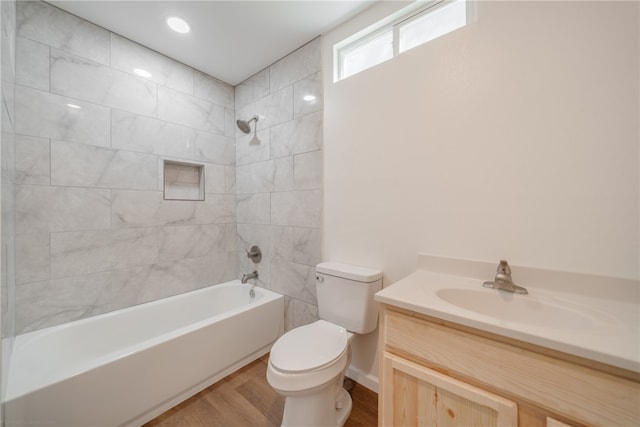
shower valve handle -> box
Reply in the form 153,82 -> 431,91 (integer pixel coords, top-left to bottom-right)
246,245 -> 262,263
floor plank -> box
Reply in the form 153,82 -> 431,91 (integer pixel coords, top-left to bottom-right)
144,354 -> 378,427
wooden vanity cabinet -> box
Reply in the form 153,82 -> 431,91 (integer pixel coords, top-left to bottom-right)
378,305 -> 640,427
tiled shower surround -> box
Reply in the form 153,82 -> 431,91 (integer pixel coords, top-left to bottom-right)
1,0 -> 17,400
235,39 -> 323,331
13,1 -> 323,333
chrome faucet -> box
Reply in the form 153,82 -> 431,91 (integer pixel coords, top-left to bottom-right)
483,260 -> 528,294
241,270 -> 258,284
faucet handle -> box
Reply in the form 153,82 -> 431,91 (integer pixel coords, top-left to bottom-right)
497,260 -> 511,276
484,260 -> 528,294
246,245 -> 262,263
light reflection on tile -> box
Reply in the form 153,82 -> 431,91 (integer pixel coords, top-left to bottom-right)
50,49 -> 158,117
15,85 -> 110,146
293,72 -> 323,118
110,33 -> 193,94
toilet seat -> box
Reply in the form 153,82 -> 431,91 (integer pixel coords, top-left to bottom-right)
267,320 -> 352,393
270,320 -> 348,373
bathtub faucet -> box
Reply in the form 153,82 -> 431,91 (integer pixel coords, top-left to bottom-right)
241,270 -> 259,284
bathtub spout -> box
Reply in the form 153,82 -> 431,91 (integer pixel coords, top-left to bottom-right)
241,271 -> 258,284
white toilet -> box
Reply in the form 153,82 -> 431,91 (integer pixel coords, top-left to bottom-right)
267,262 -> 383,427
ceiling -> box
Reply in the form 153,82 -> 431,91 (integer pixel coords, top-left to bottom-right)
48,1 -> 373,86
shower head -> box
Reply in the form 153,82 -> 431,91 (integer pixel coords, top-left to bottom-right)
236,115 -> 259,134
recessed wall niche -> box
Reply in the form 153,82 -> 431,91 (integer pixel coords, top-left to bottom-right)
163,160 -> 205,201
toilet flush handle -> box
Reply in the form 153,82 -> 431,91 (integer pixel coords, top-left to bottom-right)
316,275 -> 324,283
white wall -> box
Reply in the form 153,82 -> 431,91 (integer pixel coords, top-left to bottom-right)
323,1 -> 639,385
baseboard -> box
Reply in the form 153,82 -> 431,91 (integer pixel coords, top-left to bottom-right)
346,366 -> 379,393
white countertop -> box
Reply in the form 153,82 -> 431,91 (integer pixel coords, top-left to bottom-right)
375,256 -> 640,373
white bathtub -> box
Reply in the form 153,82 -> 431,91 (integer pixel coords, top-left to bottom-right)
5,281 -> 284,427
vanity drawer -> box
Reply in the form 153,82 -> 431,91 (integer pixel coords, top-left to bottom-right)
381,306 -> 639,427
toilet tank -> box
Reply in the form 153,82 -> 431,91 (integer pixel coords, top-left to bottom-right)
315,262 -> 383,334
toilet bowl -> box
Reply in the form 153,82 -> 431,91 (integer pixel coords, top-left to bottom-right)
267,262 -> 383,427
267,320 -> 354,427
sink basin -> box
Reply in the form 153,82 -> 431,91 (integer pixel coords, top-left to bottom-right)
436,288 -> 595,329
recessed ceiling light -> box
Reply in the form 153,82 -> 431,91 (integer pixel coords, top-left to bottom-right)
134,68 -> 152,78
66,103 -> 81,109
303,95 -> 316,102
166,16 -> 190,34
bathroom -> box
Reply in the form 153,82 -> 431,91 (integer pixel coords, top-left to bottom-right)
0,0 -> 638,426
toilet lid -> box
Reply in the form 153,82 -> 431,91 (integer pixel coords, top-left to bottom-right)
270,320 -> 348,373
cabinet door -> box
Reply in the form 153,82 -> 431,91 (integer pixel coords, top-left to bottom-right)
381,352 -> 517,427
546,418 -> 574,427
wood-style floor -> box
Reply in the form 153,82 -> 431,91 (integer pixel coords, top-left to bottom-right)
144,354 -> 378,427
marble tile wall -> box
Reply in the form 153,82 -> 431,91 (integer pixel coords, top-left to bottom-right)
13,1 -> 237,333
235,38 -> 323,331
1,0 -> 17,405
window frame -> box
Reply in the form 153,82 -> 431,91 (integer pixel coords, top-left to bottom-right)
334,0 -> 474,82
397,0 -> 469,54
337,25 -> 394,81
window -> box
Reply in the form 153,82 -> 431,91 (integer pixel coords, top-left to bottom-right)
399,0 -> 467,53
334,0 -> 472,82
339,30 -> 393,80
